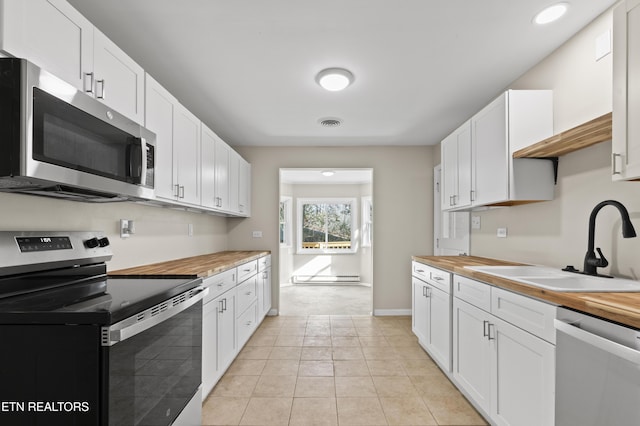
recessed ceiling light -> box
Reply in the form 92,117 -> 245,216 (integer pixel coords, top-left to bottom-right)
316,68 -> 354,91
534,2 -> 569,25
321,170 -> 335,177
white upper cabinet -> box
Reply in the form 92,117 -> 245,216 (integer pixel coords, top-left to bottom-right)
228,151 -> 240,214
441,120 -> 472,211
613,0 -> 640,180
200,124 -> 217,209
238,158 -> 251,216
0,0 -> 93,92
145,74 -> 177,200
214,139 -> 230,211
173,103 -> 201,205
441,90 -> 554,210
0,0 -> 144,124
93,29 -> 144,124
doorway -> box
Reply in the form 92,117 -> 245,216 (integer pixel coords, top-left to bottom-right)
278,168 -> 373,315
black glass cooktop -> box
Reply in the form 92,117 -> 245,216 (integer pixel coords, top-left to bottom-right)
0,274 -> 201,325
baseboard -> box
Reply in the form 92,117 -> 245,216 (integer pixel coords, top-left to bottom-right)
373,309 -> 412,316
267,309 -> 278,316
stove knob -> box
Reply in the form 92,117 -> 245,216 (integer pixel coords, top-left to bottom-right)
98,237 -> 110,247
84,237 -> 100,249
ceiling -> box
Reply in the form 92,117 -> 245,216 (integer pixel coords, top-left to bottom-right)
280,169 -> 372,185
68,0 -> 617,147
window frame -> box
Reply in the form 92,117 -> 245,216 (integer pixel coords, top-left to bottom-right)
296,197 -> 358,254
361,196 -> 373,247
279,196 -> 292,247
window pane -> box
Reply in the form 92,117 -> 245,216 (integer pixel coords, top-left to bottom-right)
279,202 -> 285,222
326,203 -> 351,246
302,203 -> 326,248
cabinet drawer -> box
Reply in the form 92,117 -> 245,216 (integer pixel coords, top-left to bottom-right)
237,302 -> 258,348
237,260 -> 258,283
258,255 -> 271,272
454,275 -> 491,312
412,262 -> 451,293
491,287 -> 557,343
202,268 -> 236,303
236,276 -> 258,316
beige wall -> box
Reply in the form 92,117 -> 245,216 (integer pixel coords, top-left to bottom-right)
0,192 -> 228,271
227,146 -> 433,314
471,8 -> 640,279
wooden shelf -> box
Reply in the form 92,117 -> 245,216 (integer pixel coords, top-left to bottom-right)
513,112 -> 612,158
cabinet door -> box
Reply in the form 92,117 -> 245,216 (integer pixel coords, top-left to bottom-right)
412,279 -> 430,344
259,268 -> 272,319
239,158 -> 251,216
491,317 -> 555,426
472,94 -> 508,206
145,74 -> 177,200
217,291 -> 237,374
93,28 -> 144,123
173,103 -> 201,205
202,299 -> 219,399
228,151 -> 240,213
453,297 -> 491,413
200,124 -> 217,208
1,0 -> 93,91
428,285 -> 451,372
613,0 -> 640,180
214,139 -> 230,211
441,121 -> 472,210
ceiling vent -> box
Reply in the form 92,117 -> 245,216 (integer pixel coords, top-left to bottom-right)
319,118 -> 342,127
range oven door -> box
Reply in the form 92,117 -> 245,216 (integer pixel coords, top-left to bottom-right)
103,287 -> 205,426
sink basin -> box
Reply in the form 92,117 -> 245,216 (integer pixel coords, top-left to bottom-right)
464,265 -> 640,292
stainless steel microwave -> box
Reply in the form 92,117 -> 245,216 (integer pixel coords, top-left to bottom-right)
0,58 -> 155,201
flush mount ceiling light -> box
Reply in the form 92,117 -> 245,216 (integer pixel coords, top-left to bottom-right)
321,170 -> 335,177
316,68 -> 354,91
534,2 -> 569,25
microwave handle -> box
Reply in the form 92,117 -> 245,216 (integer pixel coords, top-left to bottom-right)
127,138 -> 147,185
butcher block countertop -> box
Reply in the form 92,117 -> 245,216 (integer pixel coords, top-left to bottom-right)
413,255 -> 640,330
109,251 -> 270,278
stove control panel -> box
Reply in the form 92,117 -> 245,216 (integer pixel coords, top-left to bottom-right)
16,236 -> 73,252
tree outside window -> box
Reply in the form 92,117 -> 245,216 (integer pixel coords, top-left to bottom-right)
297,198 -> 356,253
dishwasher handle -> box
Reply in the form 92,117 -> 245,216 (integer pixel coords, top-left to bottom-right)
554,319 -> 640,365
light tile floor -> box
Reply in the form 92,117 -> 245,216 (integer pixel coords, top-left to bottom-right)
202,315 -> 488,426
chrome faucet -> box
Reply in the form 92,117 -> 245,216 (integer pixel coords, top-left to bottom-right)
581,200 -> 636,277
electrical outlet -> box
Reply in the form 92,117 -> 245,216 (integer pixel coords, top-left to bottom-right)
497,227 -> 508,238
120,219 -> 134,238
252,231 -> 263,238
471,216 -> 481,230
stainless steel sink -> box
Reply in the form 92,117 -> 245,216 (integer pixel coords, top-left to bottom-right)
464,265 -> 640,292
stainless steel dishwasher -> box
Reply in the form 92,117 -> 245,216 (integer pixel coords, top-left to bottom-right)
555,307 -> 640,425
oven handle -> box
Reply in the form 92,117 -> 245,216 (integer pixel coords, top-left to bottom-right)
554,319 -> 640,364
102,285 -> 208,346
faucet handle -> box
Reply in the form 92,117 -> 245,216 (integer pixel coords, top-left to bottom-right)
596,247 -> 609,268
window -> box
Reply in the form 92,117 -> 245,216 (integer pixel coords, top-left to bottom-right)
297,198 -> 357,253
279,196 -> 292,247
362,196 -> 373,247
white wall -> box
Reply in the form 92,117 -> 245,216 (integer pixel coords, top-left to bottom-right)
471,8 -> 640,279
0,192 -> 228,271
227,146 -> 433,314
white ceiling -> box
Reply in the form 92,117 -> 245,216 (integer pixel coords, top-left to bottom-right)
280,169 -> 372,185
68,0 -> 617,147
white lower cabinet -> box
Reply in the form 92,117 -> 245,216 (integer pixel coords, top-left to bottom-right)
258,255 -> 272,320
202,255 -> 271,400
411,262 -> 452,372
452,274 -> 555,426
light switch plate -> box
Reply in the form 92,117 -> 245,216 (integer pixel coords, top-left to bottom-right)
497,227 -> 508,238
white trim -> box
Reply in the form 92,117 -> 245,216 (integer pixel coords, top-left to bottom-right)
361,195 -> 373,247
373,309 -> 412,316
279,196 -> 292,247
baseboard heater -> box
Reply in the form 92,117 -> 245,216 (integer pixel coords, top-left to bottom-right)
292,275 -> 361,284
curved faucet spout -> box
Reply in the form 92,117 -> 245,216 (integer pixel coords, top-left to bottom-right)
583,200 -> 637,276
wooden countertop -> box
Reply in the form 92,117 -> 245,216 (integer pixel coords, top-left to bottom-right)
109,251 -> 270,278
413,255 -> 640,329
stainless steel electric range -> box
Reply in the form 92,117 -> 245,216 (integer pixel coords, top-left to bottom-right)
0,231 -> 205,426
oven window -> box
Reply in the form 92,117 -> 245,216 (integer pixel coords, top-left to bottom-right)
32,87 -> 139,183
108,301 -> 202,426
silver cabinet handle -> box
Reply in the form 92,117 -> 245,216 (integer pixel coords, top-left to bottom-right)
612,153 -> 622,175
470,190 -> 475,202
483,320 -> 489,337
432,276 -> 444,281
96,79 -> 105,99
174,184 -> 180,198
179,185 -> 185,199
487,323 -> 495,340
422,286 -> 427,297
83,72 -> 94,94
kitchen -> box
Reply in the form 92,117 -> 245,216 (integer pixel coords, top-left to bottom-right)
0,0 -> 638,425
